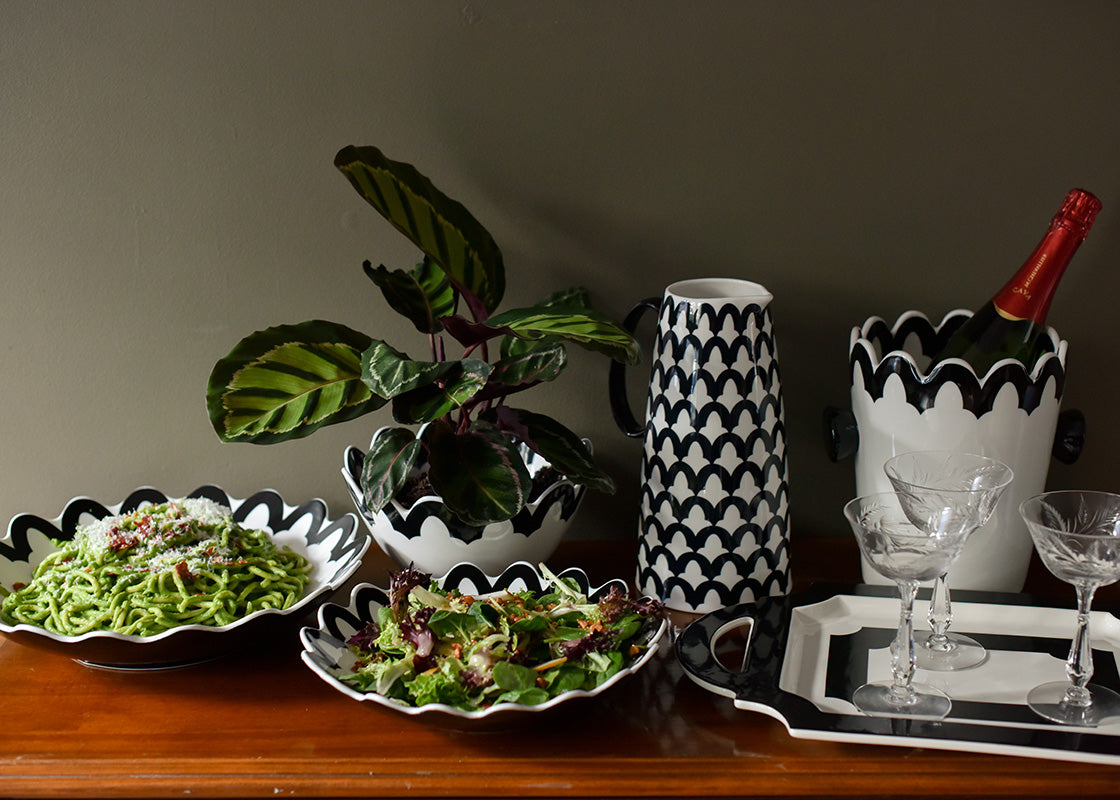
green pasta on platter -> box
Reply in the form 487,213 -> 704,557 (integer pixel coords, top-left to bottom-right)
0,498 -> 312,637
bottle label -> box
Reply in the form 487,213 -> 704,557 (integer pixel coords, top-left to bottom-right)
991,215 -> 1087,325
992,253 -> 1048,321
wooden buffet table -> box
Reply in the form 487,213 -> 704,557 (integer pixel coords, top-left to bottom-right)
2,531 -> 1119,799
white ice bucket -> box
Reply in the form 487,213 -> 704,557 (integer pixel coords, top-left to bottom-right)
825,310 -> 1084,593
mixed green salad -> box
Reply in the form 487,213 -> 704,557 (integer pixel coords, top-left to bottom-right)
342,564 -> 665,710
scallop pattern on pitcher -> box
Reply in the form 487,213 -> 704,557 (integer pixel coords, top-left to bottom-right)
635,294 -> 791,613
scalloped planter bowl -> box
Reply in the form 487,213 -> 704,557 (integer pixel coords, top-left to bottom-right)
846,309 -> 1077,592
341,433 -> 588,576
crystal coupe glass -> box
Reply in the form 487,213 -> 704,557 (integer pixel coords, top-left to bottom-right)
843,492 -> 974,720
884,451 -> 1013,671
1020,490 -> 1120,727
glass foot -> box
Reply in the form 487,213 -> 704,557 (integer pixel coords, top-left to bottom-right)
1027,681 -> 1120,727
852,681 -> 951,721
914,631 -> 987,671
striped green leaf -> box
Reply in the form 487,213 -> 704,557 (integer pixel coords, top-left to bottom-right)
361,427 -> 423,513
483,303 -> 640,365
391,358 -> 493,424
423,419 -> 530,526
206,321 -> 385,444
488,342 -> 567,388
335,145 -> 505,315
492,288 -> 593,356
360,339 -> 456,399
499,331 -> 545,360
363,257 -> 455,334
496,293 -> 585,359
486,406 -> 616,493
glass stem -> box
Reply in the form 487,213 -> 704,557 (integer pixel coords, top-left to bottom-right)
925,572 -> 953,651
1064,582 -> 1098,708
890,579 -> 920,706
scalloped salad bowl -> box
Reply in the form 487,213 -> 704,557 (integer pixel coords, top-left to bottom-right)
0,485 -> 370,669
299,561 -> 669,722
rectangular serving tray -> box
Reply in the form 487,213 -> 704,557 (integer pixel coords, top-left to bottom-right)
677,584 -> 1120,765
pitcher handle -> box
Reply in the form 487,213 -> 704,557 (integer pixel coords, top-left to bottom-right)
608,297 -> 661,438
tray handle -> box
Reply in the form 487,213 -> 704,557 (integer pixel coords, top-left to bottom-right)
676,605 -> 762,698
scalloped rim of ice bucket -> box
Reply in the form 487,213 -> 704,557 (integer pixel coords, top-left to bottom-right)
849,309 -> 1068,416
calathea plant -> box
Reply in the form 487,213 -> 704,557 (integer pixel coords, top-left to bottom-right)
207,145 -> 639,527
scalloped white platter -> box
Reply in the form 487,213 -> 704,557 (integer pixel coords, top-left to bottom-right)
0,485 -> 370,669
301,560 -> 669,723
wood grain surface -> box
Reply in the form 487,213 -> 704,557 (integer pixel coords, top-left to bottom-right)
2,534 -> 1118,798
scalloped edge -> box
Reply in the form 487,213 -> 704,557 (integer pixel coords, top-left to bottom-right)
299,560 -> 669,720
341,429 -> 589,547
0,486 -> 371,649
849,310 -> 1069,416
345,429 -> 589,512
851,309 -> 1067,380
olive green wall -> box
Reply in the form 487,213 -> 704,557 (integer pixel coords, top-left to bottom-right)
3,1 -> 1120,546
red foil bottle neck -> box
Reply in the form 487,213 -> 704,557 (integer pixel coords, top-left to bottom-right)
991,189 -> 1100,323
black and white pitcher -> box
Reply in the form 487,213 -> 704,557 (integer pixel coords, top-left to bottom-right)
610,278 -> 791,614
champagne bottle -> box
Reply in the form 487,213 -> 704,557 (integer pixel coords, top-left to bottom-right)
931,188 -> 1101,375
